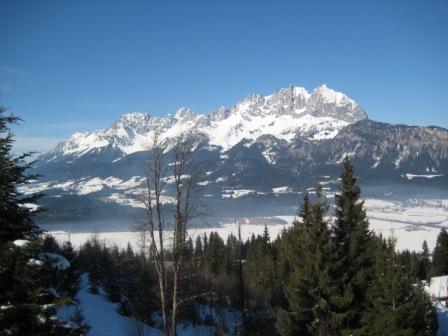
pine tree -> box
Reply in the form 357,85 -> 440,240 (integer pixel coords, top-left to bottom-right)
194,235 -> 203,259
362,237 -> 437,335
223,234 -> 238,275
278,189 -> 332,336
431,228 -> 448,277
59,240 -> 80,297
205,232 -> 225,277
417,240 -> 430,281
245,232 -> 275,307
329,158 -> 373,334
0,109 -> 40,245
0,107 -> 79,335
263,224 -> 270,246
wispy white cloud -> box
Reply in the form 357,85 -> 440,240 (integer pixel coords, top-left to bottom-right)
0,65 -> 27,76
0,65 -> 34,78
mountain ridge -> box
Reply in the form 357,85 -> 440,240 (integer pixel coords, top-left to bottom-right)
47,84 -> 366,159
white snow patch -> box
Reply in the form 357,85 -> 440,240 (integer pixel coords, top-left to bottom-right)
28,258 -> 44,267
222,189 -> 255,199
404,174 -> 443,180
13,239 -> 30,247
272,186 -> 291,194
39,253 -> 70,270
76,178 -> 105,195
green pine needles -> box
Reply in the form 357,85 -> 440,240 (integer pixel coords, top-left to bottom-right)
278,158 -> 437,336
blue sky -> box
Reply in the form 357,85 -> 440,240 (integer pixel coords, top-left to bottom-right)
1,0 -> 447,153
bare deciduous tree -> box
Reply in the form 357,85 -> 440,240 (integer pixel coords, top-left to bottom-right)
171,136 -> 208,336
136,132 -> 206,336
236,220 -> 246,332
136,131 -> 170,335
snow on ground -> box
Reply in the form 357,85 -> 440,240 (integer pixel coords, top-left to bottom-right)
40,252 -> 71,270
436,302 -> 448,336
222,189 -> 256,199
18,181 -> 51,194
272,186 -> 291,194
107,192 -> 175,208
19,176 -> 145,197
72,275 -> 162,336
404,173 -> 443,180
13,239 -> 30,247
76,178 -> 106,195
70,274 -> 239,336
363,197 -> 448,251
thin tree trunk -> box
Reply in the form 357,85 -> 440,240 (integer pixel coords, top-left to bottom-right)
237,221 -> 246,331
171,271 -> 179,336
159,274 -> 169,336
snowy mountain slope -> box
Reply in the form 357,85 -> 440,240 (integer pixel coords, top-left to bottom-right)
43,84 -> 366,161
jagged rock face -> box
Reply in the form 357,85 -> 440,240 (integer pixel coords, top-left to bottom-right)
319,120 -> 448,172
307,85 -> 366,122
251,120 -> 448,180
44,84 -> 367,161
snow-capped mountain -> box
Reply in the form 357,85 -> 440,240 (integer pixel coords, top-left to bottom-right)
27,84 -> 448,227
47,85 -> 366,160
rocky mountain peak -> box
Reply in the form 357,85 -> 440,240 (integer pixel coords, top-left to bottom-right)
307,85 -> 367,122
46,84 -> 368,157
175,107 -> 197,121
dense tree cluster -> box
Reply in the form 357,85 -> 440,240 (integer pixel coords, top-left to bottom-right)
78,238 -> 159,323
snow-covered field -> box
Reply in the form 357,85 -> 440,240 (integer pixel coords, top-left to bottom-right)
365,198 -> 448,251
48,216 -> 296,251
47,195 -> 448,253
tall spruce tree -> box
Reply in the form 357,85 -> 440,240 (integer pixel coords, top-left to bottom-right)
0,108 -> 39,245
362,237 -> 437,335
431,228 -> 448,277
245,231 -> 275,307
329,158 -> 373,334
0,107 -> 79,335
278,188 -> 332,336
417,240 -> 430,281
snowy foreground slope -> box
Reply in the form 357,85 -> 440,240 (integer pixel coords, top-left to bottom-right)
65,276 -> 448,335
436,303 -> 448,336
64,275 -> 240,336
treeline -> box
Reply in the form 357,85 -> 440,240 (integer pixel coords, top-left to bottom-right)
74,160 -> 444,335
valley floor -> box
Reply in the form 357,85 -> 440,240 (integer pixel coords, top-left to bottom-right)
47,195 -> 448,252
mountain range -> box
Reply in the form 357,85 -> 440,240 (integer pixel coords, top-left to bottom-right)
24,85 -> 448,229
